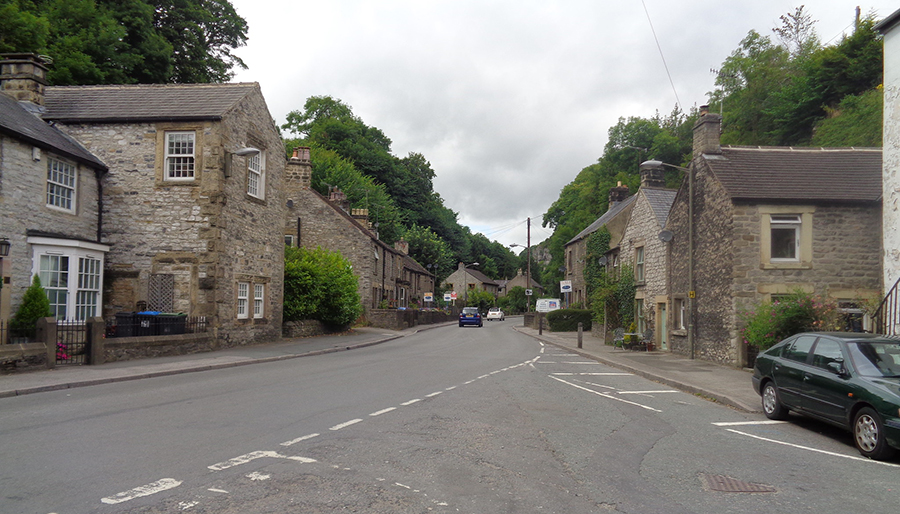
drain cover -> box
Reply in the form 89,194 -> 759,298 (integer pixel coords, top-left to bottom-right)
701,474 -> 776,493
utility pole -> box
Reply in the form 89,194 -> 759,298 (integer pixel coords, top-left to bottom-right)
526,217 -> 531,313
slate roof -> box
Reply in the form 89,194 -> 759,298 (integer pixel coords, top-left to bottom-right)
642,187 -> 678,227
0,93 -> 106,170
466,268 -> 498,286
566,194 -> 637,245
42,83 -> 259,123
706,146 -> 882,203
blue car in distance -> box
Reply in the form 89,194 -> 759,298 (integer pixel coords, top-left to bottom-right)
459,307 -> 483,328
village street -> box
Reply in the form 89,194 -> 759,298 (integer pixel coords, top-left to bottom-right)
1,323 -> 899,513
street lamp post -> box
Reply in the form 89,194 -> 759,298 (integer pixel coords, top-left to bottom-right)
0,238 -> 10,327
510,217 -> 532,312
641,159 -> 694,359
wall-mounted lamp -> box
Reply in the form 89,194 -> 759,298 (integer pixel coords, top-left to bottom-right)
224,147 -> 261,178
0,238 -> 10,257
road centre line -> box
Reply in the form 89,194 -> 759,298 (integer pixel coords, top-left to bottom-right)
618,390 -> 679,394
712,420 -> 787,426
726,429 -> 900,468
281,433 -> 320,446
549,376 -> 662,412
330,419 -> 363,431
445,385 -> 457,390
401,399 -> 421,405
101,478 -> 182,505
370,407 -> 396,416
208,451 -> 316,471
551,372 -> 632,376
426,391 -> 443,397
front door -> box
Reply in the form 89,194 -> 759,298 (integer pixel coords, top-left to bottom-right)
657,303 -> 667,350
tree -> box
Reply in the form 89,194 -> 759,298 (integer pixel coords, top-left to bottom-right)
10,275 -> 53,339
404,225 -> 454,284
283,246 -> 362,327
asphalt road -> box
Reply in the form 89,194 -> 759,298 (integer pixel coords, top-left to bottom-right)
2,322 -> 899,513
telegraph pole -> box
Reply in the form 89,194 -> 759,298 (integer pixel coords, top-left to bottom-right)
526,217 -> 531,313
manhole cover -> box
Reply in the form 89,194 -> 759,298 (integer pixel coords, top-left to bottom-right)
701,473 -> 776,493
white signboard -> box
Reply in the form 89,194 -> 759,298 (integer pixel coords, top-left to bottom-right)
444,293 -> 452,302
536,298 -> 561,313
560,280 -> 572,293
424,293 -> 434,302
525,288 -> 533,296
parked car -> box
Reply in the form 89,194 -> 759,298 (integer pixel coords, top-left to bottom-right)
458,307 -> 483,328
486,307 -> 505,321
751,332 -> 900,460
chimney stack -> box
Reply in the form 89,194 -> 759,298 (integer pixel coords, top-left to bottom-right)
284,146 -> 312,189
608,181 -> 630,207
692,104 -> 722,156
0,53 -> 48,107
639,161 -> 666,189
394,239 -> 409,255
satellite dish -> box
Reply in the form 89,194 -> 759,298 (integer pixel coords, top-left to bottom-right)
658,230 -> 674,242
598,256 -> 608,266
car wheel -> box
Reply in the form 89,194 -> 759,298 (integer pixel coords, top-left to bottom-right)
854,407 -> 897,460
459,323 -> 464,327
762,382 -> 788,420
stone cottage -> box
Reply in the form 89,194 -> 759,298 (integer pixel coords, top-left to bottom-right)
443,262 -> 499,305
282,149 -> 434,313
0,55 -> 110,324
666,107 -> 882,367
615,163 -> 677,350
564,183 -> 635,307
39,73 -> 287,345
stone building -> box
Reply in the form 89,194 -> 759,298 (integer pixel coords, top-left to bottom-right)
39,75 -> 287,345
564,184 -> 635,307
443,262 -> 499,305
877,9 -> 900,333
282,149 -> 434,313
0,55 -> 109,323
500,269 -> 543,297
615,163 -> 677,349
666,108 -> 882,366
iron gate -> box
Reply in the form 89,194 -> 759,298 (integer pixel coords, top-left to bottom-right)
56,321 -> 90,365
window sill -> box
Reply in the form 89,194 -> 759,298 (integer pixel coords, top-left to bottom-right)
761,262 -> 811,270
672,329 -> 687,337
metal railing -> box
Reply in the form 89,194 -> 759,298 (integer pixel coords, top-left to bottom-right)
874,276 -> 900,337
1,319 -> 35,345
104,314 -> 208,338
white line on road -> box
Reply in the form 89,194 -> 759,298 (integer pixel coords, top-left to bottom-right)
726,429 -> 900,467
208,451 -> 316,471
281,433 -> 319,446
550,376 -> 662,412
445,385 -> 457,391
618,390 -> 679,395
401,399 -> 421,405
101,478 -> 182,505
551,372 -> 632,376
370,407 -> 396,416
426,391 -> 443,397
208,488 -> 229,493
712,421 -> 787,426
330,419 -> 363,430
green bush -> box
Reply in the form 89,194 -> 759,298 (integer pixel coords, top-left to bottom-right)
740,290 -> 842,350
10,275 -> 52,338
546,309 -> 592,332
284,246 -> 363,327
465,289 -> 495,313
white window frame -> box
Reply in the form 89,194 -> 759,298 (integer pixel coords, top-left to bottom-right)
247,151 -> 266,199
237,282 -> 249,319
28,238 -> 109,321
253,283 -> 264,319
164,131 -> 196,181
46,157 -> 77,212
636,300 -> 646,333
635,246 -> 645,283
284,235 -> 294,247
770,215 -> 801,262
674,298 -> 686,330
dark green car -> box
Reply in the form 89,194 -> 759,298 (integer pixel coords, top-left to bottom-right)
751,332 -> 900,460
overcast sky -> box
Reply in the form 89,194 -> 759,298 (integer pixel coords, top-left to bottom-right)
230,1 -> 897,249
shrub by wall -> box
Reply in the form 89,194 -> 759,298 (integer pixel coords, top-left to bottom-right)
546,309 -> 593,332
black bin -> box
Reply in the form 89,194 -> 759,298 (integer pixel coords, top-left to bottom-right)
158,313 -> 187,335
136,311 -> 160,336
114,312 -> 136,338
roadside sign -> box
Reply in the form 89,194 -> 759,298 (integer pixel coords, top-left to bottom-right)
525,289 -> 533,296
424,293 -> 434,302
451,291 -> 458,300
444,292 -> 452,302
536,298 -> 561,313
560,280 -> 572,293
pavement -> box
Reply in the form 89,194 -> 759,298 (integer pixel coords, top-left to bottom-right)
0,320 -> 763,413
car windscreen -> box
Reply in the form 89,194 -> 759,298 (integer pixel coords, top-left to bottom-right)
462,308 -> 478,315
847,341 -> 900,377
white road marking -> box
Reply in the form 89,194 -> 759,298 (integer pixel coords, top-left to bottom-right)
551,372 -> 632,376
580,381 -> 616,390
618,390 -> 679,395
395,482 -> 411,489
281,433 -> 319,446
370,407 -> 396,416
208,451 -> 316,471
445,386 -> 457,391
101,478 -> 182,505
401,399 -> 421,405
246,472 -> 270,481
713,420 -> 787,426
425,391 -> 443,397
208,488 -> 229,493
330,419 -> 363,430
550,376 -> 662,412
179,500 -> 199,510
726,429 -> 900,467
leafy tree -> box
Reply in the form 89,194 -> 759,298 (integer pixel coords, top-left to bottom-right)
740,290 -> 841,350
811,88 -> 882,147
404,225 -> 454,284
0,1 -> 49,54
501,286 -> 528,314
283,246 -> 362,327
465,289 -> 495,312
10,275 -> 53,338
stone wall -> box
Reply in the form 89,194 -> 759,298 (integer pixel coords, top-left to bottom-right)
884,25 -> 900,293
